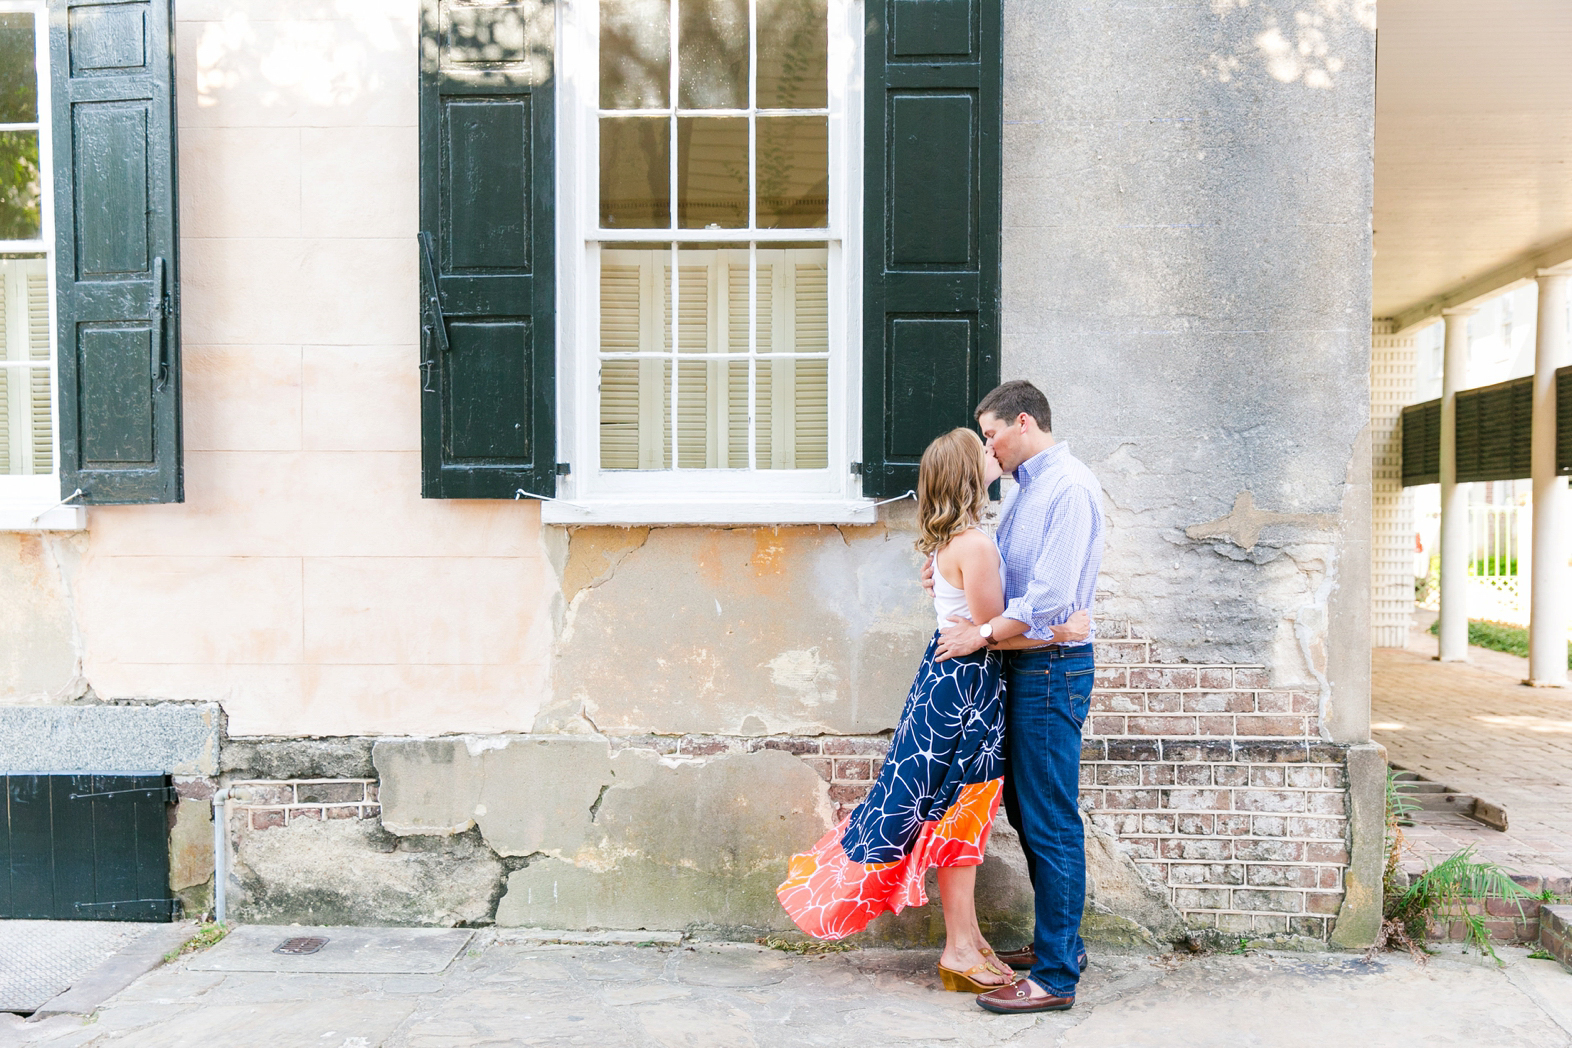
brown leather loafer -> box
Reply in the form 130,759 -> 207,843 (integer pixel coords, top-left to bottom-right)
993,946 -> 1088,973
975,980 -> 1074,1014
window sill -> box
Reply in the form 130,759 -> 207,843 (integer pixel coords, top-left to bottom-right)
0,502 -> 86,531
539,498 -> 881,527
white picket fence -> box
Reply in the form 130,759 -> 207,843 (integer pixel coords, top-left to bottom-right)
1465,503 -> 1529,626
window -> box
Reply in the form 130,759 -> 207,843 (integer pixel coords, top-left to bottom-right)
0,2 -> 58,520
0,0 -> 181,524
553,0 -> 864,518
416,0 -> 1000,516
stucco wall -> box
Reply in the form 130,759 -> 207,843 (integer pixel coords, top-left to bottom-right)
0,0 -> 1377,943
999,0 -> 1375,742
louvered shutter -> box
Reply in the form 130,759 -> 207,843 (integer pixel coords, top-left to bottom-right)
1400,399 -> 1440,487
1455,376 -> 1532,484
50,0 -> 182,503
420,0 -> 556,499
0,260 -> 53,475
859,0 -> 1001,496
1557,364 -> 1572,477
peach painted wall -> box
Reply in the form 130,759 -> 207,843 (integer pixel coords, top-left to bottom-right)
72,0 -> 559,736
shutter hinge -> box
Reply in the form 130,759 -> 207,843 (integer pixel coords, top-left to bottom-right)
554,462 -> 571,476
68,785 -> 179,803
850,461 -> 863,476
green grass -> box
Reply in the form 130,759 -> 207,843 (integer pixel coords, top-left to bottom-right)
1426,617 -> 1572,668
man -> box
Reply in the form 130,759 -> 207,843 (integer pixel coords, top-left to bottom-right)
930,380 -> 1105,1014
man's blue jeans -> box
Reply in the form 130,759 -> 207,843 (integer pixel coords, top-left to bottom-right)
1002,643 -> 1094,997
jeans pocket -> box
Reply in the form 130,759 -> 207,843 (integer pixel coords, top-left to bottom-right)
1065,666 -> 1095,727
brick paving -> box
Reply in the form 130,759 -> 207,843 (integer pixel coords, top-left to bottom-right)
1372,632 -> 1572,886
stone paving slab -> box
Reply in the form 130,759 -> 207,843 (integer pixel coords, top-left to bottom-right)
185,926 -> 473,975
0,922 -> 162,1014
2,934 -> 1570,1047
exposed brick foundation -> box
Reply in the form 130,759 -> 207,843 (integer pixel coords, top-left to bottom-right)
610,627 -> 1352,940
227,778 -> 381,828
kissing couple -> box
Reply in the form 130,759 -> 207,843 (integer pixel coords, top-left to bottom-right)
778,379 -> 1105,1014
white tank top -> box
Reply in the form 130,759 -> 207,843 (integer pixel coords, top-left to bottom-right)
931,528 -> 1007,628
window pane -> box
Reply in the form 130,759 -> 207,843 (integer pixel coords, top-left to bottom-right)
600,245 -> 670,470
677,0 -> 748,110
756,0 -> 826,109
677,117 -> 747,228
677,243 -> 746,353
600,0 -> 670,109
755,356 -> 827,469
0,258 -> 52,474
678,358 -> 747,467
0,131 -> 41,241
0,14 -> 37,124
756,116 -> 827,228
600,117 -> 670,228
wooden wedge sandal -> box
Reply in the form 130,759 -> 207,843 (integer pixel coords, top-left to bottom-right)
938,962 -> 1016,993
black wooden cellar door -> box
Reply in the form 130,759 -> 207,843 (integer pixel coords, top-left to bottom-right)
1,775 -> 176,921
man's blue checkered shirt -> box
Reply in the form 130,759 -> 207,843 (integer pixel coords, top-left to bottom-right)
996,442 -> 1105,642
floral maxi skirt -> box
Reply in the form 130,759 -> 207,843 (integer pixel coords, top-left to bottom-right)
776,633 -> 1005,940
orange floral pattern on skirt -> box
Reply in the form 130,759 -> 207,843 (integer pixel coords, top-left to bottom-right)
776,778 -> 1002,941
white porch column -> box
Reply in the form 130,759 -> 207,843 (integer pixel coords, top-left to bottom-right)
1529,269 -> 1570,686
1371,323 -> 1418,648
1438,307 -> 1475,661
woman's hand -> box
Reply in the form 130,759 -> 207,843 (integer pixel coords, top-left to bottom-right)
1050,609 -> 1092,643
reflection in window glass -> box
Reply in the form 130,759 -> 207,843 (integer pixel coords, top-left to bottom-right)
677,117 -> 748,229
0,131 -> 41,240
756,116 -> 827,228
678,0 -> 748,109
756,0 -> 826,109
0,14 -> 36,123
0,257 -> 52,475
600,117 -> 670,228
600,0 -> 669,109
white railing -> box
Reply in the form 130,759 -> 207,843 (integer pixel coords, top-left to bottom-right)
1466,502 -> 1529,626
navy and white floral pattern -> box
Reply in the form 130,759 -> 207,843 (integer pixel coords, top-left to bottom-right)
839,633 -> 1005,865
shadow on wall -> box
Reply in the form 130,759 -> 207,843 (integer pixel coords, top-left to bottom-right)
189,0 -> 413,115
1204,0 -> 1376,89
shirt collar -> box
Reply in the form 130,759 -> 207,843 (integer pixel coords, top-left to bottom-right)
1012,442 -> 1066,486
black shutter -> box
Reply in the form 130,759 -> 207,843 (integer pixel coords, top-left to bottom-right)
1400,399 -> 1440,487
1558,364 -> 1572,477
50,0 -> 181,504
1455,376 -> 1532,484
1,774 -> 174,921
419,0 -> 556,499
860,0 -> 1001,497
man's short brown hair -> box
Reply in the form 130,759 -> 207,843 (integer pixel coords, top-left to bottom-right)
975,380 -> 1051,433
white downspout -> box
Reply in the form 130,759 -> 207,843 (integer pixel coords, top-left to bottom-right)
211,786 -> 236,924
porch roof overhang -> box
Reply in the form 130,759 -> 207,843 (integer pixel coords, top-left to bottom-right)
1375,0 -> 1572,333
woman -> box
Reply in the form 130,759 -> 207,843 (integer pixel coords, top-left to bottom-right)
777,427 -> 1015,991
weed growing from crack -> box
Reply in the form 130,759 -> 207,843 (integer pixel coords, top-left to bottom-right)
755,934 -> 857,955
1367,767 -> 1535,965
163,921 -> 228,963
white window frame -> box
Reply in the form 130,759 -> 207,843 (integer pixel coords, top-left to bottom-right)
0,0 -> 74,530
550,0 -> 871,525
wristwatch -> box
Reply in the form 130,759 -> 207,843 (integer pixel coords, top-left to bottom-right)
978,622 -> 994,641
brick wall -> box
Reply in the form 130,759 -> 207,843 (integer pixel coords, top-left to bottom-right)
613,632 -> 1354,942
228,779 -> 381,829
1085,624 -> 1348,939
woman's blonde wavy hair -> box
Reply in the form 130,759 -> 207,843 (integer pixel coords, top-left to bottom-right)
915,428 -> 989,555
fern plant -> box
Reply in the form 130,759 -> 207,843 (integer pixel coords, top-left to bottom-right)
1369,771 -> 1533,963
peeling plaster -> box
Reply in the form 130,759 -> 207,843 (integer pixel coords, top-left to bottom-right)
1185,491 -> 1337,552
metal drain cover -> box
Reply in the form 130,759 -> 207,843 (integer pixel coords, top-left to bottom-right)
274,936 -> 329,955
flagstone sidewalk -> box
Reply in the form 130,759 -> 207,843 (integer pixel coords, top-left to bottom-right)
3,933 -> 1570,1048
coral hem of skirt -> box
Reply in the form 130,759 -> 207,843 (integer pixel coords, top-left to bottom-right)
776,778 -> 1002,941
